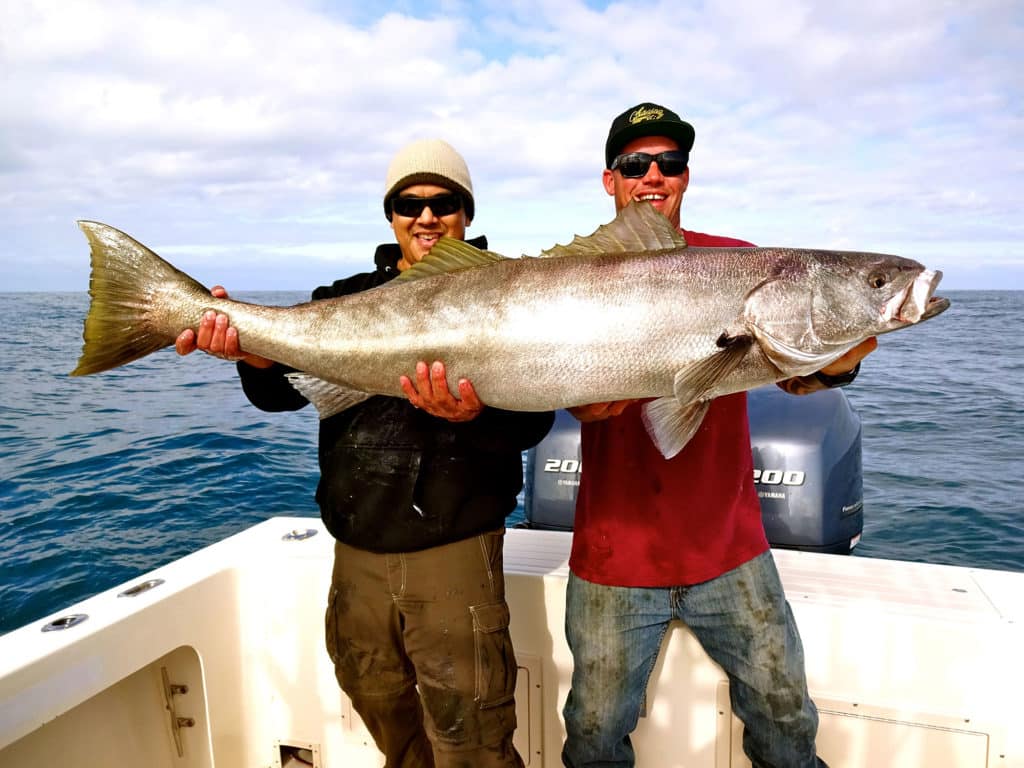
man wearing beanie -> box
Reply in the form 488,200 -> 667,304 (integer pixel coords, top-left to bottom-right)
559,103 -> 874,768
176,138 -> 552,767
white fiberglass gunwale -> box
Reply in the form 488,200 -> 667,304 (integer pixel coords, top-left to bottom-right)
1,518 -> 1021,767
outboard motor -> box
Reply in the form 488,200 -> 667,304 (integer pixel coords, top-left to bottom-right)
747,386 -> 863,553
522,386 -> 864,554
523,409 -> 583,531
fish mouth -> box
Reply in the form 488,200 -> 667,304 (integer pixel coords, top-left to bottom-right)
920,294 -> 950,321
889,269 -> 949,324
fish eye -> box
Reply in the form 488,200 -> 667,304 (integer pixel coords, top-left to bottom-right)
868,273 -> 888,290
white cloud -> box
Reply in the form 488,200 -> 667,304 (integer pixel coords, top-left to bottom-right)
0,0 -> 1021,290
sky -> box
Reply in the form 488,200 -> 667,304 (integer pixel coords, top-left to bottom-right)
1,0 -> 1022,292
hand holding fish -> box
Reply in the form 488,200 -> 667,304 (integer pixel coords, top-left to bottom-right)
776,337 -> 879,396
174,286 -> 274,369
400,361 -> 485,422
569,399 -> 640,423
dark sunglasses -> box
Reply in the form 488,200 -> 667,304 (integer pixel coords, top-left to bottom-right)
610,151 -> 689,178
391,193 -> 463,218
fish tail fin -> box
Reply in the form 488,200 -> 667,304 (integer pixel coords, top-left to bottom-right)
71,221 -> 208,376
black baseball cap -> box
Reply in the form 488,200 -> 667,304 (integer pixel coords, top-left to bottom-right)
605,102 -> 695,169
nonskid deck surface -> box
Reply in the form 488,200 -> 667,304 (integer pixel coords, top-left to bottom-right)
1,517 -> 1022,767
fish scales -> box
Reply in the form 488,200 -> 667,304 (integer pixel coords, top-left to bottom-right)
72,202 -> 949,457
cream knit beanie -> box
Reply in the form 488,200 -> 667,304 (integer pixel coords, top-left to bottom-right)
383,138 -> 475,221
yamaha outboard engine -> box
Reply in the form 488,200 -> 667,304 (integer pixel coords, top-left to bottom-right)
523,409 -> 583,531
522,386 -> 864,554
747,386 -> 863,553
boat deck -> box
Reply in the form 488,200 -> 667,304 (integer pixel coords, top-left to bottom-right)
1,518 -> 1021,767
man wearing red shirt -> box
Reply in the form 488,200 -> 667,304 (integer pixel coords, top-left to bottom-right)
560,103 -> 875,768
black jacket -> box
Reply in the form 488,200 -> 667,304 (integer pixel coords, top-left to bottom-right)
237,237 -> 554,552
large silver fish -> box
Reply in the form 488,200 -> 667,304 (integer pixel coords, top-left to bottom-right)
72,202 -> 949,457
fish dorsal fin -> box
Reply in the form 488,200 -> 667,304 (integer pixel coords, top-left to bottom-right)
395,237 -> 509,283
536,200 -> 687,259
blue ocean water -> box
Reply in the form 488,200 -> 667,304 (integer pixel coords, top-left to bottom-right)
1,290 -> 1022,635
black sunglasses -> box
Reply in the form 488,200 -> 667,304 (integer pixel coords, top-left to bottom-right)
391,193 -> 463,218
610,151 -> 689,178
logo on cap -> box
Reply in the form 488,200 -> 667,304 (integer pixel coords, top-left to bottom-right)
629,105 -> 665,124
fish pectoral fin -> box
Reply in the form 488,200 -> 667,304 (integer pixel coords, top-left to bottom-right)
642,397 -> 712,459
643,336 -> 753,457
285,373 -> 372,419
535,200 -> 687,259
396,238 -> 509,282
672,335 -> 754,404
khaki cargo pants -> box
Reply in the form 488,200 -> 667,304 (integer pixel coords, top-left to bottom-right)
325,530 -> 524,768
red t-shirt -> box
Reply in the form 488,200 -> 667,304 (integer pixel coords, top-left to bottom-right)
568,229 -> 769,587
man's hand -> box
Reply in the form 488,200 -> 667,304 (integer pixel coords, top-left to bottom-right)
777,337 -> 878,396
400,361 -> 485,422
568,400 -> 638,422
174,286 -> 274,368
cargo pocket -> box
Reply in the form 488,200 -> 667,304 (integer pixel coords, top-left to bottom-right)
324,584 -> 352,691
324,586 -> 339,666
470,600 -> 516,709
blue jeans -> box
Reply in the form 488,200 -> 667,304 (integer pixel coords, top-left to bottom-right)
561,551 -> 824,768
